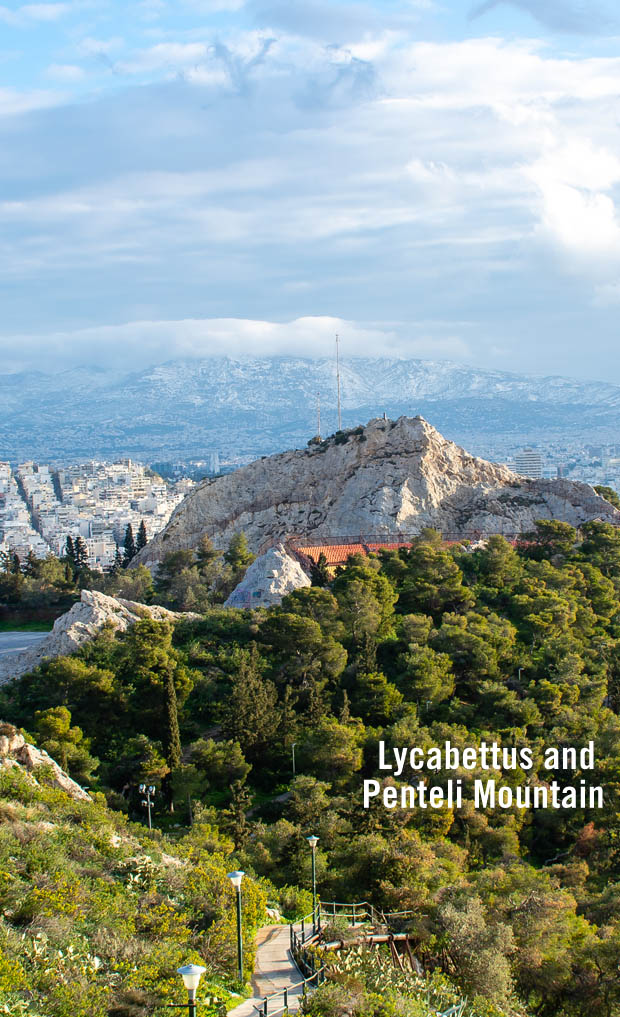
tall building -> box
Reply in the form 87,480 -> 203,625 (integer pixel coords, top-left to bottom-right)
515,448 -> 543,479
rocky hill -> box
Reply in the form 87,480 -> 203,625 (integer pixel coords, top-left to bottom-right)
135,416 -> 620,565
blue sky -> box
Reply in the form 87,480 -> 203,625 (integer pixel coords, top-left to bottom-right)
2,0 -> 620,380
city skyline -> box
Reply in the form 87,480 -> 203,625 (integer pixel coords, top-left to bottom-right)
2,1 -> 620,381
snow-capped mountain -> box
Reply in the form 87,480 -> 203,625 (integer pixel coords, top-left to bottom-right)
2,356 -> 619,461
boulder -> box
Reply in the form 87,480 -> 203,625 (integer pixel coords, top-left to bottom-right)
225,544 -> 311,609
0,722 -> 91,802
0,589 -> 200,685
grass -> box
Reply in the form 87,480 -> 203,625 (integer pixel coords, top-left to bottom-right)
0,619 -> 53,632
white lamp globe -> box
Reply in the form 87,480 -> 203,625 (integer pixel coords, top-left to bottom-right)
177,964 -> 206,993
227,870 -> 244,889
307,835 -> 319,849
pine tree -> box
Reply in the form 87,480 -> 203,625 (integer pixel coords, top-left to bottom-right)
307,676 -> 326,726
225,779 -> 251,849
74,536 -> 89,574
24,550 -> 38,577
65,535 -> 76,570
164,668 -> 181,812
224,532 -> 255,572
310,552 -> 330,587
221,644 -> 278,761
122,524 -> 136,567
110,546 -> 123,575
11,553 -> 21,575
136,520 -> 148,551
340,689 -> 351,724
280,685 -> 298,748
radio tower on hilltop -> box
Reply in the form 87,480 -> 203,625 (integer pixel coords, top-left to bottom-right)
336,333 -> 342,430
316,391 -> 321,440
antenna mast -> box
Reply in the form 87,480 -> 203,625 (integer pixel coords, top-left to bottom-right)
317,391 -> 321,440
335,333 -> 342,430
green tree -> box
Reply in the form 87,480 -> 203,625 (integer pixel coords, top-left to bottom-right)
224,532 -> 255,572
224,779 -> 252,848
164,668 -> 181,811
398,645 -> 455,704
64,535 -> 76,571
220,645 -> 279,762
309,552 -> 330,587
349,671 -> 403,725
74,536 -> 89,574
122,523 -> 136,567
24,550 -> 38,577
136,519 -> 148,551
34,705 -> 98,784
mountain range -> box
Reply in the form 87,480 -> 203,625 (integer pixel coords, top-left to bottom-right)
3,356 -> 620,462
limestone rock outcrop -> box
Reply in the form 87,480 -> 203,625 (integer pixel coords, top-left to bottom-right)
0,722 -> 91,802
134,416 -> 620,564
0,590 -> 199,685
225,543 -> 311,609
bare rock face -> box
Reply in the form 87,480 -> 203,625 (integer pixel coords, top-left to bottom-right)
0,722 -> 91,802
0,589 -> 199,685
225,543 -> 311,609
134,416 -> 620,564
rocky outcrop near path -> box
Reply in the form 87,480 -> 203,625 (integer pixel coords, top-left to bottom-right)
0,590 -> 199,685
134,416 -> 620,564
224,543 -> 311,609
0,723 -> 91,802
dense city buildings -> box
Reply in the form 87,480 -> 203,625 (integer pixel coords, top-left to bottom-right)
0,459 -> 194,570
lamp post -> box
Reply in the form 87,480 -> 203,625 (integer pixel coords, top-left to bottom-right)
139,783 -> 156,829
292,742 -> 297,776
227,870 -> 244,984
177,964 -> 206,1017
307,835 -> 319,934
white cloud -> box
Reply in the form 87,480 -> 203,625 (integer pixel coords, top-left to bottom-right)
0,2 -> 70,24
117,41 -> 209,73
4,29 -> 620,377
0,85 -> 65,115
0,316 -> 471,371
526,139 -> 620,259
47,63 -> 85,81
77,36 -> 124,56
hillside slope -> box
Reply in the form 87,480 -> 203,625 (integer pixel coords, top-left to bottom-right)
135,416 -> 620,563
0,723 -> 265,1016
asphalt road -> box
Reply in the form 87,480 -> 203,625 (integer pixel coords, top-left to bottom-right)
0,632 -> 47,656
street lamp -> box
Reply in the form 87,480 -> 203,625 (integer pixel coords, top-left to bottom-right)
307,835 -> 319,934
227,870 -> 244,984
177,964 -> 206,1017
292,742 -> 297,776
139,784 -> 156,830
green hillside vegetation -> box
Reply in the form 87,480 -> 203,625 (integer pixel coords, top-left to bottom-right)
0,762 -> 266,1017
1,519 -> 620,1016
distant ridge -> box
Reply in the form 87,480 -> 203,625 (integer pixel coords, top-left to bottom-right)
2,356 -> 620,461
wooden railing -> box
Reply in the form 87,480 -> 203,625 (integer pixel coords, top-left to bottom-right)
251,901 -> 418,1017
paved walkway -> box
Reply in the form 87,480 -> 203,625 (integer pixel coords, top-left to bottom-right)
228,924 -> 305,1017
0,631 -> 46,656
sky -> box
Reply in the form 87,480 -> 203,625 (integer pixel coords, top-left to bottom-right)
2,0 -> 620,380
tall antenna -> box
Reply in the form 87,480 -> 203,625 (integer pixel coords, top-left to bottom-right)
335,333 -> 342,430
317,391 -> 321,440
